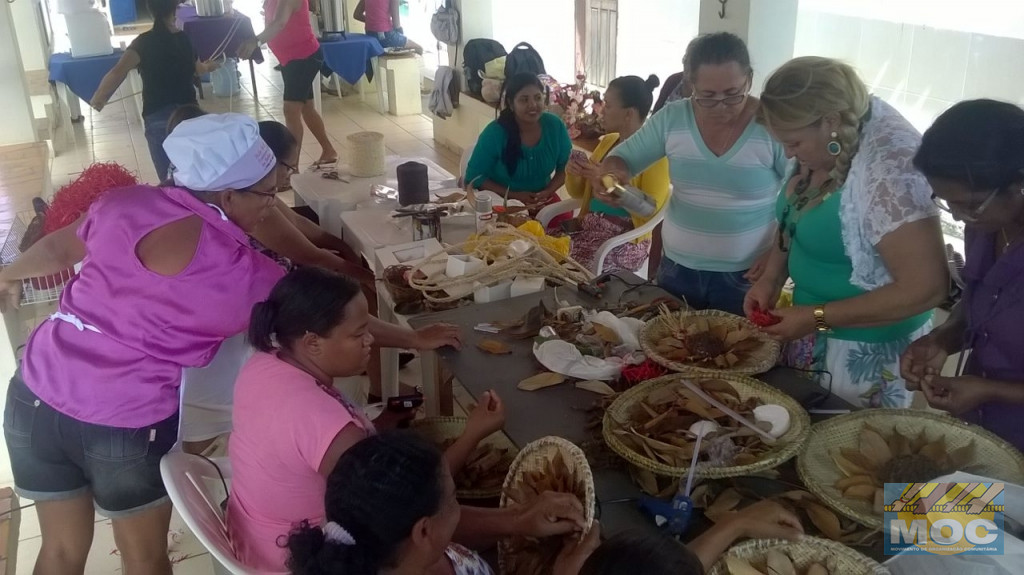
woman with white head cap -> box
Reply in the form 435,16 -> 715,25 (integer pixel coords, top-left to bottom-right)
0,113 -> 286,574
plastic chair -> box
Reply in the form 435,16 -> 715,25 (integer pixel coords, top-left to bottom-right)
536,197 -> 667,279
160,452 -> 286,575
457,143 -> 475,188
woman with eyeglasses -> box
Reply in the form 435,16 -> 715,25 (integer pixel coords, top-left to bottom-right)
745,57 -> 947,408
599,32 -> 787,316
901,99 -> 1024,449
178,119 -> 375,457
165,108 -> 371,285
0,114 -> 287,574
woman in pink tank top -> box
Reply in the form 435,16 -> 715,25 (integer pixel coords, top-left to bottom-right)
237,0 -> 338,168
0,114 -> 285,575
354,0 -> 423,53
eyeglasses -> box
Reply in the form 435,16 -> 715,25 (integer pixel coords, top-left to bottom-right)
931,188 -> 999,221
693,93 -> 747,108
243,186 -> 279,198
693,81 -> 749,108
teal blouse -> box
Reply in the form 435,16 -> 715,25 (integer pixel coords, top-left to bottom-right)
465,112 -> 572,193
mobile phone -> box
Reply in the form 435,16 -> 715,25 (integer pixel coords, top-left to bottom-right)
387,393 -> 424,412
570,149 -> 589,163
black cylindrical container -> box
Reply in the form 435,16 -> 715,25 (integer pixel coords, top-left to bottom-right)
397,161 -> 430,206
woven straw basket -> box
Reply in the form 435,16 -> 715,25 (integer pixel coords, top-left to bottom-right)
498,437 -> 596,574
602,373 -> 810,479
707,537 -> 888,575
798,409 -> 1024,529
347,131 -> 385,177
641,310 -> 781,377
409,416 -> 518,499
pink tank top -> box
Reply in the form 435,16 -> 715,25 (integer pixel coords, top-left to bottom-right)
363,0 -> 393,33
265,0 -> 319,66
22,185 -> 285,428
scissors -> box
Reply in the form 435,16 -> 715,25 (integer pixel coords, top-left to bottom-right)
321,171 -> 350,183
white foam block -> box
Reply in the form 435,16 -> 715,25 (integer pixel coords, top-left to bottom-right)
445,254 -> 485,278
474,280 -> 513,303
510,276 -> 546,298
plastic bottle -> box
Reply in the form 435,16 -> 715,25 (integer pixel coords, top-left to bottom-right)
476,195 -> 494,233
601,175 -> 656,217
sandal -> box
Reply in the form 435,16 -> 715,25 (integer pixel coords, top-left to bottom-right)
309,158 -> 338,171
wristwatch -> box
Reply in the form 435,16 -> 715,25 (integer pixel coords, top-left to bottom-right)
813,305 -> 831,333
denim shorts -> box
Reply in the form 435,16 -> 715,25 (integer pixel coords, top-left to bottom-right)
369,29 -> 408,49
3,373 -> 179,518
655,257 -> 752,317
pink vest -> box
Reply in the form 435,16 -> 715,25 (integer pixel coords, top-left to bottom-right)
265,0 -> 319,66
363,0 -> 393,32
22,185 -> 285,427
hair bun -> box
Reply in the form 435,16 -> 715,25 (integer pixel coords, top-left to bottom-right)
645,74 -> 661,92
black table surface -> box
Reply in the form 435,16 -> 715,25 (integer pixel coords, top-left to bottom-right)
408,272 -> 857,539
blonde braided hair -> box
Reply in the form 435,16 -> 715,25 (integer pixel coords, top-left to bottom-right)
757,57 -> 870,185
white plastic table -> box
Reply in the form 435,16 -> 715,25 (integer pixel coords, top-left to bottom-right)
341,207 -> 479,414
290,156 -> 457,237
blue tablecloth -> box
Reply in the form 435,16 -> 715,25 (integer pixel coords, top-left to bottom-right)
320,34 -> 385,85
48,51 -> 124,103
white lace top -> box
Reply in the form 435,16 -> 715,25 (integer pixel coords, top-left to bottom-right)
841,96 -> 939,291
445,543 -> 494,575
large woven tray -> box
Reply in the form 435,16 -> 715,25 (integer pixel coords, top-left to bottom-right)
797,408 -> 1024,530
498,436 -> 596,575
602,373 -> 810,479
409,416 -> 518,499
707,537 -> 888,575
641,309 -> 781,376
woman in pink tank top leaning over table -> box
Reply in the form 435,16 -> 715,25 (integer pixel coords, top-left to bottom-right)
354,0 -> 423,53
0,113 -> 286,575
238,0 -> 338,168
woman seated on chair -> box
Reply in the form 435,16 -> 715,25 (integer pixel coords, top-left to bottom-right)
287,432 -> 800,575
464,72 -> 573,215
172,118 -> 376,456
564,74 -> 670,273
287,431 -> 588,575
227,267 -> 508,571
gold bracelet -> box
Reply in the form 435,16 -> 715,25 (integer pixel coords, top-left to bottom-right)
813,304 -> 830,333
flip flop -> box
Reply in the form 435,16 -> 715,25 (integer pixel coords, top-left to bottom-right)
308,158 -> 338,172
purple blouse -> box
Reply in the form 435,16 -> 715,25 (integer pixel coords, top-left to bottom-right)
960,229 -> 1024,450
22,185 -> 285,428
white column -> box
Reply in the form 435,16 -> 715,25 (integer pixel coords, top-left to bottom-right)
10,0 -> 47,72
451,0 -> 494,71
0,0 -> 36,146
697,0 -> 799,93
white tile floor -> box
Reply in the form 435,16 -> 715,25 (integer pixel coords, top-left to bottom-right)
4,54 -> 461,573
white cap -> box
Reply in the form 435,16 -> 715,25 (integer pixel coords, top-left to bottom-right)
164,113 -> 276,192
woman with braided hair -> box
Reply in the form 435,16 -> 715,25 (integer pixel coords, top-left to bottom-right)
744,57 -> 948,408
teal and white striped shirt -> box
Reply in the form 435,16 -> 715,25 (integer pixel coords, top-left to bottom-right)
610,99 -> 788,272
